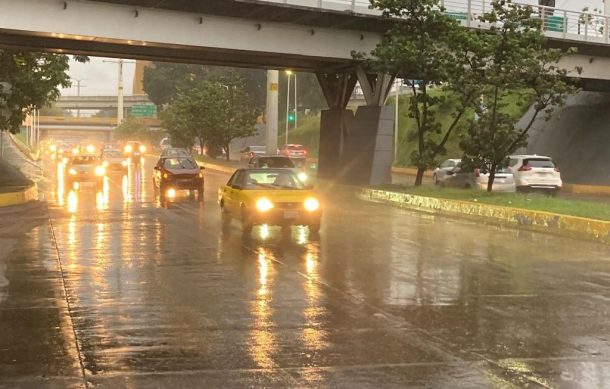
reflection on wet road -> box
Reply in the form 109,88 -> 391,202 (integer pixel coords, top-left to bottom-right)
2,156 -> 610,388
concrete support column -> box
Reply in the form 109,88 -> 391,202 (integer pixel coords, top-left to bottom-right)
265,70 -> 279,155
316,68 -> 395,184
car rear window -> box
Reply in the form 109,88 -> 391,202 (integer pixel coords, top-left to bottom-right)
524,159 -> 555,168
104,150 -> 122,157
72,156 -> 98,165
249,146 -> 266,152
286,145 -> 303,150
257,157 -> 295,168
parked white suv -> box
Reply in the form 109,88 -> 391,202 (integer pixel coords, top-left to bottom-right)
508,155 -> 562,194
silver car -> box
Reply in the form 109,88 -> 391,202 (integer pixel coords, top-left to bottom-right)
433,159 -> 462,185
441,162 -> 516,192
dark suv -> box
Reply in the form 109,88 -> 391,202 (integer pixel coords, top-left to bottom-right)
153,156 -> 204,200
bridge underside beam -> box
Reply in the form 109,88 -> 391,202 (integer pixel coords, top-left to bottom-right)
0,0 -> 381,72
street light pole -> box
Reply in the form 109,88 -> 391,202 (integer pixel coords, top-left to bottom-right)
394,79 -> 399,164
103,59 -> 134,126
294,73 -> 297,129
74,79 -> 87,118
265,70 -> 279,155
285,71 -> 291,146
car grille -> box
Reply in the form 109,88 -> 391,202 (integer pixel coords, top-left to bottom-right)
276,202 -> 301,210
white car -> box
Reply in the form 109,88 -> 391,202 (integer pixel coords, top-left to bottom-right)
433,159 -> 462,185
508,155 -> 562,194
442,163 -> 516,192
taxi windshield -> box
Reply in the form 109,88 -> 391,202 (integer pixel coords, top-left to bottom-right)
72,156 -> 98,165
244,170 -> 304,190
163,158 -> 198,169
104,150 -> 122,158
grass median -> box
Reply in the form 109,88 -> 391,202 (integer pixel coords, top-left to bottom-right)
0,158 -> 33,191
373,185 -> 610,222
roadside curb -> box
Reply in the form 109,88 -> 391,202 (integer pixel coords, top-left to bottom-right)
9,133 -> 39,161
0,184 -> 39,208
359,188 -> 610,245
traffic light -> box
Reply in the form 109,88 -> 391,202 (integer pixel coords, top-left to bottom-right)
288,112 -> 295,123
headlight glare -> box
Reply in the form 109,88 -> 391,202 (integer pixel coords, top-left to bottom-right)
256,198 -> 274,212
68,168 -> 77,175
304,197 -> 320,212
102,160 -> 109,167
139,145 -> 146,152
125,145 -> 133,153
94,166 -> 106,176
297,172 -> 308,182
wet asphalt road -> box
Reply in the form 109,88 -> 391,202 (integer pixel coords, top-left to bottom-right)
2,157 -> 610,388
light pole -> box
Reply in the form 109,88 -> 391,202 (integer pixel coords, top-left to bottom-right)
0,82 -> 12,159
265,70 -> 279,155
394,78 -> 400,164
74,78 -> 87,118
285,70 -> 292,146
293,72 -> 297,129
103,59 -> 135,125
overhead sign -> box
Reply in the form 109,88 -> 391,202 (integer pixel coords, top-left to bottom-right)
130,104 -> 157,118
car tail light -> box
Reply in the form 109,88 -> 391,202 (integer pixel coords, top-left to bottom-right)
303,150 -> 308,155
248,152 -> 254,157
518,165 -> 532,171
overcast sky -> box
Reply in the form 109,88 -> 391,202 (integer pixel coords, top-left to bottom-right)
60,0 -> 605,96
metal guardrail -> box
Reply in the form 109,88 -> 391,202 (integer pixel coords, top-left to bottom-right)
262,0 -> 610,45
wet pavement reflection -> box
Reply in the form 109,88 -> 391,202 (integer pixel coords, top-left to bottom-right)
2,155 -> 610,388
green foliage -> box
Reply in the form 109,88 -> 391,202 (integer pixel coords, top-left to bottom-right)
114,117 -> 163,144
0,51 -> 88,134
459,1 -> 579,192
359,0 -> 479,185
161,72 -> 258,159
143,63 -> 326,113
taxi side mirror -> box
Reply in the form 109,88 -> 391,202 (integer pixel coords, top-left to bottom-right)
199,165 -> 205,170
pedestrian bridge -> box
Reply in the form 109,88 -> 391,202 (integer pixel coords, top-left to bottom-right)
39,116 -> 162,142
56,95 -> 152,110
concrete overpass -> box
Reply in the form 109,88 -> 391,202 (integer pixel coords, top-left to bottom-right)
38,116 -> 162,142
56,95 -> 152,110
2,0 -> 610,183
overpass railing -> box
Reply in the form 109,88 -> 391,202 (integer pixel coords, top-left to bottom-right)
264,0 -> 610,45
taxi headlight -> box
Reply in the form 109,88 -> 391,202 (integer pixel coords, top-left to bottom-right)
125,145 -> 133,153
139,145 -> 146,152
86,144 -> 95,153
68,168 -> 77,175
297,172 -> 308,182
304,197 -> 320,212
102,160 -> 109,167
94,166 -> 106,176
256,198 -> 274,212
121,160 -> 128,167
166,188 -> 176,198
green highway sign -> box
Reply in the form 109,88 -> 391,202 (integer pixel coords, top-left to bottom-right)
130,104 -> 157,118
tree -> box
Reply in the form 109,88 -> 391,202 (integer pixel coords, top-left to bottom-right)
206,72 -> 258,160
142,63 -> 208,107
0,51 -> 88,134
161,73 -> 257,157
114,117 -> 163,145
358,0 -> 479,186
459,1 -> 579,192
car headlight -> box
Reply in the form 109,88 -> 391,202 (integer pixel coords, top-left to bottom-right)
62,157 -> 69,164
86,144 -> 95,153
256,198 -> 274,212
166,188 -> 176,198
121,160 -> 128,167
94,166 -> 106,176
198,172 -> 203,178
297,172 -> 308,182
72,148 -> 79,155
125,145 -> 133,153
139,145 -> 146,152
163,173 -> 168,179
49,144 -> 57,152
304,197 -> 320,212
102,160 -> 109,167
68,168 -> 77,175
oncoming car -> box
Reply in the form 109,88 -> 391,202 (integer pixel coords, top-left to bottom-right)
153,156 -> 205,200
247,155 -> 309,182
218,168 -> 321,233
65,154 -> 106,189
100,148 -> 128,171
123,141 -> 146,163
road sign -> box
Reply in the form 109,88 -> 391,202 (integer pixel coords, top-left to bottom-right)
130,104 -> 157,118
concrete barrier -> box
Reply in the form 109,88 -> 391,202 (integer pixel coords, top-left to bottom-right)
9,133 -> 39,161
360,188 -> 610,245
0,184 -> 38,207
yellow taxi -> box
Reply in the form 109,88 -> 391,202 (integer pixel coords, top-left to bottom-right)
218,168 -> 321,233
